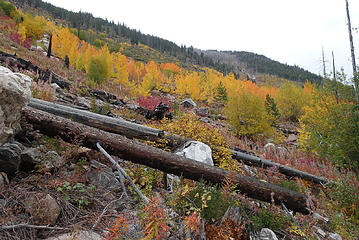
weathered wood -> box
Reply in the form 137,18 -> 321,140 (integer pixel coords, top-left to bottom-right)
21,107 -> 311,214
29,98 -> 164,141
0,50 -> 70,89
231,150 -> 328,184
29,98 -> 328,184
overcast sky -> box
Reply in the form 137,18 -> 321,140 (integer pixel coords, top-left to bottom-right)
44,0 -> 359,78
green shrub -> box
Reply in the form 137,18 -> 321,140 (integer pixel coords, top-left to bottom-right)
0,1 -> 16,17
225,90 -> 275,140
278,180 -> 300,192
87,56 -> 109,84
250,208 -> 290,231
171,181 -> 235,223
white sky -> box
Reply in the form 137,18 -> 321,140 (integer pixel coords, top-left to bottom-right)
44,0 -> 359,78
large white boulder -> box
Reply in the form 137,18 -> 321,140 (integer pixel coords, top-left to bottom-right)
168,141 -> 213,191
0,66 -> 32,146
175,141 -> 214,166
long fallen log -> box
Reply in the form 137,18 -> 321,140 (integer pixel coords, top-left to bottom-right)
21,107 -> 311,214
29,98 -> 166,141
231,150 -> 328,184
29,98 -> 328,184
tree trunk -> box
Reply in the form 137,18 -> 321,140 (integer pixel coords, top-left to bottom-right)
21,107 -> 311,214
345,0 -> 359,100
47,34 -> 52,58
29,98 -> 328,184
231,150 -> 328,184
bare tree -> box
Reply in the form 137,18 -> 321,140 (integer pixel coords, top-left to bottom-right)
345,0 -> 358,99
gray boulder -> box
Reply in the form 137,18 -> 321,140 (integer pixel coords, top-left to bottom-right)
259,228 -> 278,240
25,193 -> 60,225
0,142 -> 23,177
89,161 -> 122,191
0,66 -> 32,146
180,98 -> 197,108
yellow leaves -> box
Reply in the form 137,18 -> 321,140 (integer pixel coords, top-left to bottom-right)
22,14 -> 43,40
225,89 -> 276,140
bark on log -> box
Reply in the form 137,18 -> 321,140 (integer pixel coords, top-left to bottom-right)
29,98 -> 328,184
231,150 -> 328,184
29,98 -> 165,141
21,107 -> 311,214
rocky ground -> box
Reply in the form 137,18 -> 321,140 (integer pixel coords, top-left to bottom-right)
0,62 -> 352,240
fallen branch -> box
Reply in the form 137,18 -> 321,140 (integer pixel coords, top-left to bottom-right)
0,223 -> 67,230
29,98 -> 328,184
96,142 -> 149,204
22,107 -> 311,214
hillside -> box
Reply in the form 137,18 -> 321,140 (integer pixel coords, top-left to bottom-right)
201,50 -> 323,84
9,0 -> 322,84
0,1 -> 358,240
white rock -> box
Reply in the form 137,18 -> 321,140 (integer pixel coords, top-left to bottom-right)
316,228 -> 326,237
259,228 -> 278,240
175,141 -> 214,166
0,66 -> 32,146
328,233 -> 342,240
168,141 -> 213,191
46,230 -> 102,240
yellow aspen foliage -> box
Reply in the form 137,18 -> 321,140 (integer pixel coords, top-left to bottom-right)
149,113 -> 242,172
113,52 -> 129,86
100,45 -> 113,78
137,61 -> 162,96
22,14 -> 43,40
275,82 -> 311,121
17,23 -> 26,42
225,88 -> 276,140
175,71 -> 201,100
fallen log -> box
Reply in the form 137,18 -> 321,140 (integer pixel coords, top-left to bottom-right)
29,98 -> 328,184
231,150 -> 328,184
28,98 -> 165,141
21,107 -> 311,214
0,50 -> 70,89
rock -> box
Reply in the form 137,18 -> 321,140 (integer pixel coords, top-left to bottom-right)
0,142 -> 23,177
196,107 -> 208,117
46,230 -> 102,240
328,233 -> 342,240
175,141 -> 213,166
199,117 -> 211,123
221,206 -> 242,224
286,134 -> 298,142
43,151 -> 65,169
259,228 -> 278,240
313,212 -> 330,224
89,161 -> 122,191
0,66 -> 32,146
20,147 -> 40,172
0,172 -> 9,187
168,141 -> 213,191
126,103 -> 139,110
180,98 -> 197,108
25,193 -> 60,225
315,227 -> 326,238
76,97 -> 91,110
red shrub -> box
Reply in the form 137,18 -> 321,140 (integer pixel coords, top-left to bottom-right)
137,96 -> 173,110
